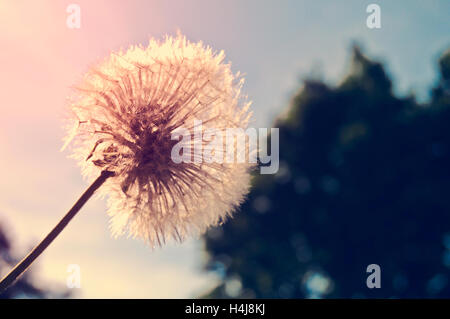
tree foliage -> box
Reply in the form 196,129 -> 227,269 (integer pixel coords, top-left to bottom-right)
203,47 -> 450,298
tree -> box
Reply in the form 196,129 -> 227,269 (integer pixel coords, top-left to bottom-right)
0,220 -> 70,299
202,46 -> 450,298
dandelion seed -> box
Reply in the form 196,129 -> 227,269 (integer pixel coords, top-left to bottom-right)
65,34 -> 254,247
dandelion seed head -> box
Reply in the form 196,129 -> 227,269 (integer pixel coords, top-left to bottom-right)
63,34 -> 254,247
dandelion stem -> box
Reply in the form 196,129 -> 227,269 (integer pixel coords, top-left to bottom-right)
0,170 -> 114,294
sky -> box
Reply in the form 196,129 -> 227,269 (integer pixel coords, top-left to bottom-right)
0,0 -> 449,298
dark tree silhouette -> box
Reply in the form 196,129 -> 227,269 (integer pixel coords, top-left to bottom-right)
202,46 -> 450,298
0,220 -> 70,299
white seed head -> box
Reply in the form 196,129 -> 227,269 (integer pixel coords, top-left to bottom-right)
63,34 -> 254,247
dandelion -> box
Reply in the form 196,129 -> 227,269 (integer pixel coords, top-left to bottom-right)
0,33 -> 253,292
